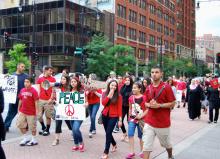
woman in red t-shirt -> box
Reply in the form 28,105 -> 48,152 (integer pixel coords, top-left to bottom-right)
52,75 -> 72,146
101,80 -> 122,159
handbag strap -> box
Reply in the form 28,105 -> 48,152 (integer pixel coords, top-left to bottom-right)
149,84 -> 166,100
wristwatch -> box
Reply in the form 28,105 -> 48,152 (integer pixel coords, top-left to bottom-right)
160,104 -> 163,108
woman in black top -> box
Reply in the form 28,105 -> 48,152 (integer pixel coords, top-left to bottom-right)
120,76 -> 133,141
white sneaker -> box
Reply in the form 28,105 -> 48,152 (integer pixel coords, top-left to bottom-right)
19,138 -> 29,146
89,132 -> 93,138
26,140 -> 38,146
92,130 -> 96,134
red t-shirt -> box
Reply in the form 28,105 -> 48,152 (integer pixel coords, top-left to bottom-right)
128,95 -> 146,123
19,87 -> 39,115
101,93 -> 122,118
144,82 -> 175,128
177,81 -> 186,90
87,89 -> 102,105
37,76 -> 56,100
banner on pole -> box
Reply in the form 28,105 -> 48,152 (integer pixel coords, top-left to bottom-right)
55,90 -> 86,120
0,74 -> 18,104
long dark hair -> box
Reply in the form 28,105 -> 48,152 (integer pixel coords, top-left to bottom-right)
124,75 -> 134,87
105,80 -> 119,104
70,77 -> 82,92
133,82 -> 144,94
60,75 -> 70,91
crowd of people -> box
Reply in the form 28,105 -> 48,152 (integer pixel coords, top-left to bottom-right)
1,62 -> 220,159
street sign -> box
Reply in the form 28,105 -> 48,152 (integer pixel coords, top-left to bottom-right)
74,47 -> 83,55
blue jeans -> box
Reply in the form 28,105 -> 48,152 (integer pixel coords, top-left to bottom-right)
102,115 -> 118,154
4,99 -> 19,129
71,120 -> 83,145
89,103 -> 100,132
128,121 -> 142,139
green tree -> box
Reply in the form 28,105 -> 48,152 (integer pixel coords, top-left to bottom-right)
84,34 -> 113,79
5,44 -> 30,74
107,44 -> 136,76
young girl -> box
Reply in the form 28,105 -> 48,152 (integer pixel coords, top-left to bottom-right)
70,77 -> 88,152
101,80 -> 122,159
52,75 -> 72,146
126,82 -> 147,159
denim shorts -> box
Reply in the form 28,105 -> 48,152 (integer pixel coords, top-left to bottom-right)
128,121 -> 142,139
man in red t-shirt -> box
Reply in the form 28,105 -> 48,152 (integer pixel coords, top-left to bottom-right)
176,77 -> 187,108
36,66 -> 56,136
143,66 -> 176,159
17,77 -> 39,146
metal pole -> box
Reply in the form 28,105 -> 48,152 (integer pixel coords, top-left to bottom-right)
32,0 -> 36,80
160,36 -> 163,69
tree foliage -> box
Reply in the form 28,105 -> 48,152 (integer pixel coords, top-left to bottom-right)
5,44 -> 31,74
84,34 -> 136,79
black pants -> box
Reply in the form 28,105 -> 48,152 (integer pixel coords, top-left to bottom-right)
55,120 -> 72,133
0,141 -> 6,159
121,106 -> 129,134
209,102 -> 219,122
102,115 -> 117,154
4,100 -> 18,129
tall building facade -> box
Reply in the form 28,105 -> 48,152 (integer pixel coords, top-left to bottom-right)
0,0 -> 105,74
80,0 -> 196,64
176,0 -> 196,59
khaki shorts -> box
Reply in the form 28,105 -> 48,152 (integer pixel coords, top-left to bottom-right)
38,100 -> 54,119
142,123 -> 172,151
16,112 -> 37,132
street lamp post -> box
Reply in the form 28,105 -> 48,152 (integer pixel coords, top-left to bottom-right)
31,0 -> 36,79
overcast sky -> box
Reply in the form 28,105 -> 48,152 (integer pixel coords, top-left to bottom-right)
196,0 -> 220,37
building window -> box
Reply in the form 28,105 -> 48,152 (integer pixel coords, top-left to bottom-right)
164,13 -> 169,22
139,0 -> 146,10
149,51 -> 155,61
117,24 -> 126,38
129,10 -> 137,23
149,19 -> 156,30
157,37 -> 162,45
157,23 -> 163,33
157,0 -> 164,4
129,0 -> 138,5
139,14 -> 146,26
170,42 -> 174,51
129,28 -> 137,40
149,4 -> 156,15
164,40 -> 169,49
117,4 -> 126,19
170,29 -> 174,37
165,0 -> 170,8
157,9 -> 163,19
170,16 -> 175,25
164,26 -> 169,36
139,31 -> 146,43
138,49 -> 145,59
149,35 -> 155,45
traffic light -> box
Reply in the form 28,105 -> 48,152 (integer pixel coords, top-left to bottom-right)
3,32 -> 10,43
216,53 -> 220,63
32,52 -> 39,65
74,47 -> 83,55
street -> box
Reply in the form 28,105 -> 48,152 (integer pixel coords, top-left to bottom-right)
2,105 -> 219,159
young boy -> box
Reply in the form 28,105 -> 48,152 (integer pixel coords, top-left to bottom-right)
17,77 -> 39,146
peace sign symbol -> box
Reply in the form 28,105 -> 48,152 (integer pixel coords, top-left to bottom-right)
65,104 -> 74,116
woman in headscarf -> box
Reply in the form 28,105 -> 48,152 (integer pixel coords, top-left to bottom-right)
186,79 -> 205,120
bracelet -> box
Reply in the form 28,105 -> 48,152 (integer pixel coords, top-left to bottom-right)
160,104 -> 163,108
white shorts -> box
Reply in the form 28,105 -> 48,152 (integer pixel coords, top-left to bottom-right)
142,123 -> 172,151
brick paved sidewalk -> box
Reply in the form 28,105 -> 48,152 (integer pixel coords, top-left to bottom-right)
2,107 -> 209,159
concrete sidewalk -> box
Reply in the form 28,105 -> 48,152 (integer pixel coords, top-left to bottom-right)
2,107 -> 212,159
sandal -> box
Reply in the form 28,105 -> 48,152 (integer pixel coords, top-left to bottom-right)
111,145 -> 117,152
52,139 -> 59,146
101,154 -> 108,159
121,134 -> 128,142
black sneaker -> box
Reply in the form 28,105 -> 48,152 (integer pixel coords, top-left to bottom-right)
113,127 -> 119,133
214,121 -> 217,123
208,121 -> 213,124
39,129 -> 46,135
42,131 -> 50,136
